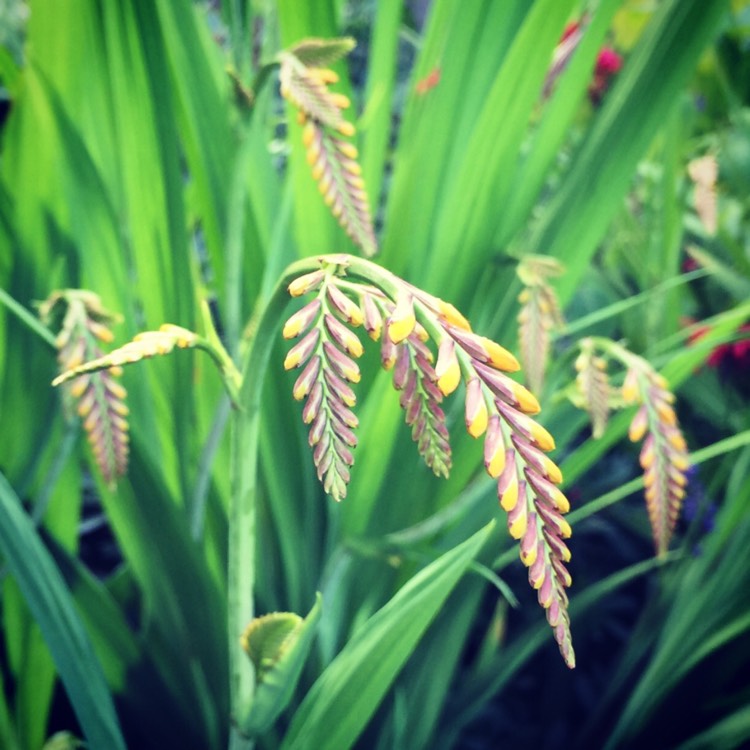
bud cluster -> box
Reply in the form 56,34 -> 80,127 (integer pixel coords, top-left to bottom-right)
40,291 -> 130,486
573,337 -> 611,439
623,364 -> 690,556
284,258 -> 575,666
516,256 -> 565,394
284,273 -> 365,502
278,39 -> 377,257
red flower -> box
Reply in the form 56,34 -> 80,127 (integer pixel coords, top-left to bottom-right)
589,47 -> 622,104
546,21 -> 622,105
688,322 -> 750,370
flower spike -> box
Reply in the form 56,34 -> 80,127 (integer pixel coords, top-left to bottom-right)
284,256 -> 575,667
570,336 -> 691,558
40,290 -> 129,486
622,363 -> 690,556
279,38 -> 378,257
573,338 -> 611,438
516,255 -> 565,393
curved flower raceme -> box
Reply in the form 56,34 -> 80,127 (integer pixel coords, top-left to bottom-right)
571,337 -> 692,558
516,255 -> 565,394
623,364 -> 691,557
279,38 -> 377,257
40,290 -> 129,486
283,255 -> 575,667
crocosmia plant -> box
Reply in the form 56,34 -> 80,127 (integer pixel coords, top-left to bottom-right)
1,3 -> 749,750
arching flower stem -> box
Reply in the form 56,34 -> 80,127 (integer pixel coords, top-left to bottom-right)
229,256 -> 322,745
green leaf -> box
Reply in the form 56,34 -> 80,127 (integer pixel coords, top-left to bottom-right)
289,37 -> 356,67
676,705 -> 750,750
280,522 -> 494,750
532,0 -> 729,305
0,473 -> 126,750
241,594 -> 323,735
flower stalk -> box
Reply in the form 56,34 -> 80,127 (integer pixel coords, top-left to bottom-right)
282,255 -> 575,666
575,337 -> 691,557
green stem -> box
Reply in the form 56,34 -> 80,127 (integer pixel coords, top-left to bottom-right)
228,257 -> 320,746
0,288 -> 56,348
227,252 -> 430,743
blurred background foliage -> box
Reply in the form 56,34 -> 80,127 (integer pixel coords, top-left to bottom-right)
0,0 -> 749,748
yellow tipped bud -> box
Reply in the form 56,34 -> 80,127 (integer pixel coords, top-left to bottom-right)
284,350 -> 302,370
434,337 -> 460,394
296,110 -> 307,125
500,476 -> 519,512
283,321 -> 301,339
558,518 -> 572,539
288,270 -> 325,297
69,377 -> 88,398
438,300 -> 472,331
549,485 -> 570,513
467,401 -> 488,438
108,380 -> 127,400
311,162 -> 324,181
668,432 -> 687,452
337,142 -> 358,159
622,368 -> 640,402
437,359 -> 460,395
345,334 -> 363,358
112,401 -> 129,417
656,401 -> 677,426
543,456 -> 563,485
481,337 -> 520,372
671,454 -> 690,472
529,420 -> 555,451
342,365 -> 360,383
330,93 -> 351,109
387,296 -> 416,344
512,382 -> 541,415
302,121 -> 315,148
628,405 -> 649,443
486,446 -> 505,478
310,67 -> 339,84
508,510 -> 527,540
337,121 -> 356,137
89,321 -> 114,343
520,544 -> 537,567
640,441 -> 655,470
465,377 -> 489,437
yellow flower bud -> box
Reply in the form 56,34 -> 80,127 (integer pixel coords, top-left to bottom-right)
481,337 -> 520,372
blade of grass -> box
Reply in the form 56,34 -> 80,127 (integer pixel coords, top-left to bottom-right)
0,473 -> 126,750
280,521 -> 494,750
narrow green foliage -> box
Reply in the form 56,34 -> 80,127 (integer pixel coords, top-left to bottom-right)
0,474 -> 126,750
280,523 -> 494,750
